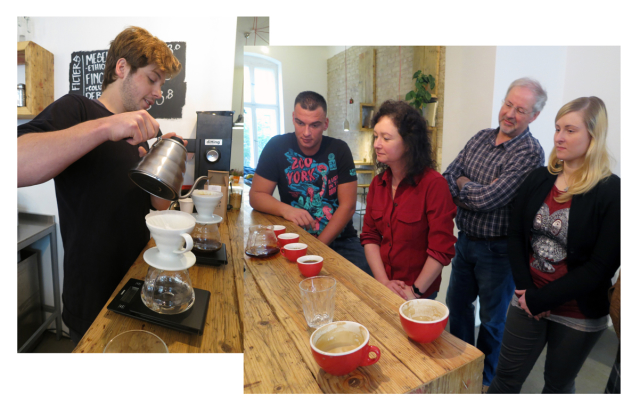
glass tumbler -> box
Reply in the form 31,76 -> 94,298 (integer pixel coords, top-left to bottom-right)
103,330 -> 168,353
299,276 -> 337,328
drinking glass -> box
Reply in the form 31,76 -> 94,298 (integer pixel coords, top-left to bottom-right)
103,330 -> 169,353
299,276 -> 336,328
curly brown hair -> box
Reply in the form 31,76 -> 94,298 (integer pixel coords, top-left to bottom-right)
102,26 -> 182,91
371,100 -> 436,186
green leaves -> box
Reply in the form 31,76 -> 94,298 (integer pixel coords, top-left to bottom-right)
405,70 -> 435,110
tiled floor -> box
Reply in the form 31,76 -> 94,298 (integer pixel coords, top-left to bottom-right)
30,330 -> 75,353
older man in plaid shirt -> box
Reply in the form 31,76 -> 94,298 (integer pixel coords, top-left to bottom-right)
443,78 -> 546,392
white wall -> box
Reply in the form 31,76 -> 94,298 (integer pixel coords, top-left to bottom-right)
562,46 -> 621,176
16,17 -> 238,331
230,66 -> 245,173
439,46 -> 497,307
245,46 -> 330,132
492,46 -> 568,162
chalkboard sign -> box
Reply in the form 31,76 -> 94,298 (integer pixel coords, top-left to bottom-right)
69,41 -> 187,119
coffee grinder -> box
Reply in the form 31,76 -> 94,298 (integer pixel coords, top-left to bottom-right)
189,111 -> 234,266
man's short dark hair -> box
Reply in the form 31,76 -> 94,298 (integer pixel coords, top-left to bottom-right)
294,91 -> 327,114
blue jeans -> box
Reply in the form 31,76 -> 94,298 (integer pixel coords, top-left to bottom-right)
445,231 -> 515,386
330,236 -> 373,277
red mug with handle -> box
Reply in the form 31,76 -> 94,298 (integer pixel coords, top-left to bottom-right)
310,321 -> 381,376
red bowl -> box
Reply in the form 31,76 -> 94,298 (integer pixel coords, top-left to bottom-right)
297,255 -> 323,277
398,299 -> 449,343
281,243 -> 308,262
310,321 -> 381,376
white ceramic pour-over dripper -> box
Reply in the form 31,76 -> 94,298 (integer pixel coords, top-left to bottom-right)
191,190 -> 224,223
145,211 -> 196,260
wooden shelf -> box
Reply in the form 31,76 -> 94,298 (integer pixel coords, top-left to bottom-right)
359,103 -> 375,130
18,41 -> 54,119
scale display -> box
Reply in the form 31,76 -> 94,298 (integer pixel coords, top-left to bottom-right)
108,278 -> 210,335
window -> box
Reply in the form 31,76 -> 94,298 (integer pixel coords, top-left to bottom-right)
244,53 -> 284,168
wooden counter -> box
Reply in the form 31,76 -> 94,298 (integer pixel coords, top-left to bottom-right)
242,190 -> 484,393
73,207 -> 244,354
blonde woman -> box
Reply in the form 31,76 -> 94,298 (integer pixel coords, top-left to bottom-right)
488,97 -> 620,393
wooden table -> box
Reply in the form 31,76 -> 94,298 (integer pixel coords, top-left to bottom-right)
243,193 -> 484,393
73,207 -> 244,353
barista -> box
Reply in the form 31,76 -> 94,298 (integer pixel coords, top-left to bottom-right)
17,26 -> 183,344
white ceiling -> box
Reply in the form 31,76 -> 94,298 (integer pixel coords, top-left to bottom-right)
235,17 -> 269,67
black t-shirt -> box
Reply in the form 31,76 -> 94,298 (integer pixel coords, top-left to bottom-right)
255,133 -> 358,239
18,94 -> 154,334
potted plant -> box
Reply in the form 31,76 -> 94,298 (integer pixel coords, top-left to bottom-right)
230,169 -> 243,184
405,70 -> 438,127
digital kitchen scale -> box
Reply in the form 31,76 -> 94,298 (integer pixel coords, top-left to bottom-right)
192,243 -> 228,266
107,278 -> 210,335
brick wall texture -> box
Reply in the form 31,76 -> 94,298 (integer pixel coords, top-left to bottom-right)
326,46 -> 445,169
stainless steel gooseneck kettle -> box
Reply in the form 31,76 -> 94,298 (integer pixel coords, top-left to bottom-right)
128,137 -> 209,201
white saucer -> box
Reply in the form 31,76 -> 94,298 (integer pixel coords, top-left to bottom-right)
193,213 -> 223,225
144,247 -> 196,271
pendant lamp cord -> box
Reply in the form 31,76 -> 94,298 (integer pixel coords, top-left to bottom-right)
398,46 -> 402,100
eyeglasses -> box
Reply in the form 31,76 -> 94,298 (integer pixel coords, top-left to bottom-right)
502,100 -> 533,116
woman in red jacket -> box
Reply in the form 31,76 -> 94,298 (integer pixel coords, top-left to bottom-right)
360,100 -> 456,300
488,97 -> 620,393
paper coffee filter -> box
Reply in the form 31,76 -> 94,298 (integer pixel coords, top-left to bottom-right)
192,189 -> 223,198
146,211 -> 195,230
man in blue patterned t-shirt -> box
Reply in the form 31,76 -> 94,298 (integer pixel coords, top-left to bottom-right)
250,91 -> 371,275
442,78 -> 546,391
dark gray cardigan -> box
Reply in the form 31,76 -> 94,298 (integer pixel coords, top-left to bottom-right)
508,167 -> 620,318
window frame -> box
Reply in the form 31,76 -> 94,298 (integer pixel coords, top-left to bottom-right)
244,53 -> 285,168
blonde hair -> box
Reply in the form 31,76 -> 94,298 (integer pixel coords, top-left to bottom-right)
548,96 -> 611,202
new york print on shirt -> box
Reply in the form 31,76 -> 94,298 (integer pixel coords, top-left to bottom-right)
284,149 -> 340,235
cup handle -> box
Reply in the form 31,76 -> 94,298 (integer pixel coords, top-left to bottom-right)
360,345 -> 381,367
280,247 -> 287,257
175,233 -> 193,253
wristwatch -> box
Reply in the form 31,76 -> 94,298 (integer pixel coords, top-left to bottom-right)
412,284 -> 423,298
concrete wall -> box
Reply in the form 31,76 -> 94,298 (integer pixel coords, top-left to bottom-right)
327,46 -> 419,162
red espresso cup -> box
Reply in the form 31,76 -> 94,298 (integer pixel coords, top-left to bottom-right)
273,225 -> 286,238
280,243 -> 308,262
310,321 -> 381,376
297,255 -> 323,277
277,233 -> 300,247
398,299 -> 449,343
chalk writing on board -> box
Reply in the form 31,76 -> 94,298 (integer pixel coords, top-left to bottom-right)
68,41 -> 186,119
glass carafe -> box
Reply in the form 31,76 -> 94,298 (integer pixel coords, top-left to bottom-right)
245,225 -> 279,257
192,222 -> 222,252
141,266 -> 195,314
